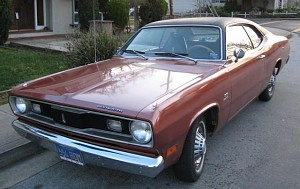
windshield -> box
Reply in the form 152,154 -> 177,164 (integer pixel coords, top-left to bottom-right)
120,26 -> 222,60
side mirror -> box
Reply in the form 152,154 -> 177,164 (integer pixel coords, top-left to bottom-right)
233,48 -> 245,62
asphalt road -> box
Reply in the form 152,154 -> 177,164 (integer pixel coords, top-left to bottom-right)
254,19 -> 300,33
1,22 -> 300,189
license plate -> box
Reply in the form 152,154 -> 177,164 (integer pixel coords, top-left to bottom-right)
56,144 -> 85,166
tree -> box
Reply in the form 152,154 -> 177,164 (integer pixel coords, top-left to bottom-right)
224,0 -> 239,12
98,0 -> 109,18
169,0 -> 174,18
78,0 -> 99,32
262,0 -> 269,12
139,0 -> 168,27
127,0 -> 146,30
0,0 -> 12,45
106,0 -> 129,30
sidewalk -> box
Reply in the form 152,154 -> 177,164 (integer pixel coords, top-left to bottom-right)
0,104 -> 44,169
0,26 -> 293,169
9,35 -> 69,52
0,104 -> 25,154
0,104 -> 43,169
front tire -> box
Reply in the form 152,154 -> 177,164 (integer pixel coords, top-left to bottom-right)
259,69 -> 276,101
174,116 -> 207,182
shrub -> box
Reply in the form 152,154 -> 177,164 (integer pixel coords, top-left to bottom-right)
66,31 -> 123,67
106,0 -> 129,31
98,0 -> 109,18
0,0 -> 12,45
214,6 -> 231,17
78,0 -> 99,32
139,0 -> 168,27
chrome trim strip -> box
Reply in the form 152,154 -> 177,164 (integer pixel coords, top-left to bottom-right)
12,120 -> 164,178
10,96 -> 137,122
51,105 -> 85,114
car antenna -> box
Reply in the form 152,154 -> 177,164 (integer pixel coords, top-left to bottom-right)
93,0 -> 97,64
92,0 -> 101,72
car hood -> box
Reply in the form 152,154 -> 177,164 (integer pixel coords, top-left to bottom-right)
11,57 -> 221,117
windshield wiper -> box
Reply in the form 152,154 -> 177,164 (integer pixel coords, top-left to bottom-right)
154,52 -> 197,64
123,49 -> 148,60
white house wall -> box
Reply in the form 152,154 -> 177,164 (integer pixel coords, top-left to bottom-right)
50,0 -> 75,34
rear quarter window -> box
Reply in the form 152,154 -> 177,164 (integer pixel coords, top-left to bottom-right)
243,25 -> 263,48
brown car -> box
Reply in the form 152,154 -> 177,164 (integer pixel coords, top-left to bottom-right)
9,17 -> 290,182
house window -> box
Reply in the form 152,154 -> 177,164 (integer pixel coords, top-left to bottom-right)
72,0 -> 79,25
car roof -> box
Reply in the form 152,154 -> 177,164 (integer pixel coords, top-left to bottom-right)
144,17 -> 269,34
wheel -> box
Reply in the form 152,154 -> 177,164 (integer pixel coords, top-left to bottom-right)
174,116 -> 207,182
259,68 -> 276,101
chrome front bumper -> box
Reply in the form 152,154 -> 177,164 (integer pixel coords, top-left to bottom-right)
12,120 -> 164,177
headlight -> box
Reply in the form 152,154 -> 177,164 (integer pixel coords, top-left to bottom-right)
130,121 -> 152,144
15,97 -> 29,114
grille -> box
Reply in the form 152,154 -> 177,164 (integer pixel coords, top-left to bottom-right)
10,96 -> 153,148
35,102 -> 131,135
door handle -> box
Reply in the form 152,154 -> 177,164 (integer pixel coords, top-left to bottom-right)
258,55 -> 266,59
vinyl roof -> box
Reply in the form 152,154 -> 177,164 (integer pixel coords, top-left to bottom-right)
144,17 -> 270,34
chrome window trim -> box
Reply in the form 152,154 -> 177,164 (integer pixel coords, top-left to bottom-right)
131,24 -> 224,60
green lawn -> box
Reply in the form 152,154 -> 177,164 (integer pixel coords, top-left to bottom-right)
0,48 -> 71,92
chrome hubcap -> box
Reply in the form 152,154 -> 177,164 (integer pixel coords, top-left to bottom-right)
268,72 -> 276,93
194,121 -> 206,171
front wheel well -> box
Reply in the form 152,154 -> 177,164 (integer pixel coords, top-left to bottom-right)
275,60 -> 282,75
202,106 -> 218,135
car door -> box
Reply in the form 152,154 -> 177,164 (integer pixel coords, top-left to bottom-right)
226,24 -> 265,119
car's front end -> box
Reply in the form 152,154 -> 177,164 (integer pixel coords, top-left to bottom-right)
8,53 -> 211,177
9,95 -> 164,177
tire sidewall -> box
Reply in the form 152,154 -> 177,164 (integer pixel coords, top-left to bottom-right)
259,69 -> 276,101
174,116 -> 207,182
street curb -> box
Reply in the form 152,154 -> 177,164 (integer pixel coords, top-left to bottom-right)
0,142 -> 45,169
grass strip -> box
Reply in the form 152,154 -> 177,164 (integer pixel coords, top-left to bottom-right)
0,48 -> 71,104
0,48 -> 71,92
